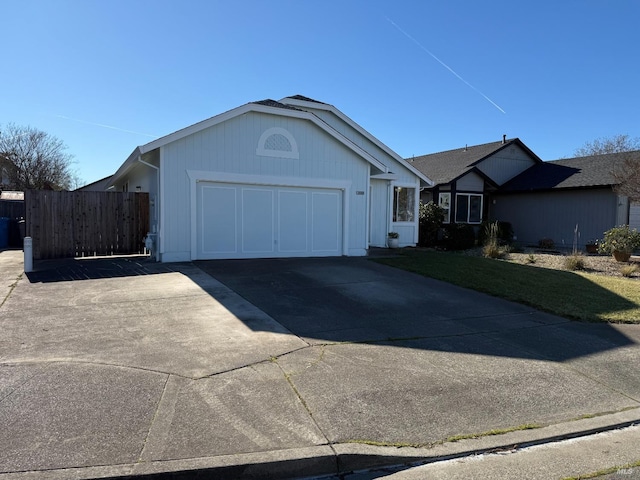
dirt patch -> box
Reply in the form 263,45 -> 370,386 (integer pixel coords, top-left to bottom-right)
508,251 -> 638,279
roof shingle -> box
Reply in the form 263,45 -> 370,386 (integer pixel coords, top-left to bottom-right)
501,151 -> 640,191
409,139 -> 521,185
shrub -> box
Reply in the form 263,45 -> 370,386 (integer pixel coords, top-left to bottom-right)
510,242 -> 525,253
564,253 -> 586,271
478,220 -> 514,246
418,201 -> 445,247
597,225 -> 640,255
482,221 -> 509,259
443,223 -> 476,250
620,264 -> 639,277
483,243 -> 510,259
538,238 -> 555,250
525,254 -> 536,264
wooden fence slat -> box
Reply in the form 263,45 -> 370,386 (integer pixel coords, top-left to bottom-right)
25,190 -> 149,260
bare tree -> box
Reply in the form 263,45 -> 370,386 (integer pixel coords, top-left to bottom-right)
574,134 -> 640,201
0,123 -> 75,191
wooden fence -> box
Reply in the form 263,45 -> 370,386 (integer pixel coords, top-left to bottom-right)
0,199 -> 25,220
25,190 -> 149,260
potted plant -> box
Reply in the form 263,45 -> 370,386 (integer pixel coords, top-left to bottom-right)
585,239 -> 598,254
597,225 -> 640,262
387,231 -> 400,249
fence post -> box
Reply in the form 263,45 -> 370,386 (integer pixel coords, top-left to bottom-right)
24,236 -> 33,273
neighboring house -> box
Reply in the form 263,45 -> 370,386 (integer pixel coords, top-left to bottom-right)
410,137 -> 541,224
107,95 -> 432,262
0,191 -> 24,201
492,152 -> 640,247
0,155 -> 17,190
76,176 -> 113,192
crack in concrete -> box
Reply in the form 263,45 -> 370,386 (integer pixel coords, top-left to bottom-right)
137,373 -> 171,463
0,273 -> 22,308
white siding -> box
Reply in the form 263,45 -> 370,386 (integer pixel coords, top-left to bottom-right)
159,112 -> 370,260
370,179 -> 389,247
302,108 -> 418,184
305,107 -> 421,245
477,145 -> 537,186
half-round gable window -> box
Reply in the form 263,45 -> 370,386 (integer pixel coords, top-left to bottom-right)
256,127 -> 299,159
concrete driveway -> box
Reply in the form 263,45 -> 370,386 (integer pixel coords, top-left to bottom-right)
1,250 -> 640,479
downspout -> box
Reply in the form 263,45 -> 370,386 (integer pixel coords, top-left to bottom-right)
387,180 -> 393,247
138,157 -> 160,261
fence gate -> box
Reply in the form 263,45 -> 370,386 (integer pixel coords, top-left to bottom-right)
25,190 -> 149,260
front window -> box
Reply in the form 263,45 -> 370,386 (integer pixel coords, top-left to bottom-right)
439,192 -> 451,223
455,193 -> 482,223
393,186 -> 415,222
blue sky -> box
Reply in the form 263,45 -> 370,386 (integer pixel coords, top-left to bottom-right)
3,0 -> 639,186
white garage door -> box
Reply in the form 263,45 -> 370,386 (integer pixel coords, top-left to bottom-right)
197,182 -> 343,259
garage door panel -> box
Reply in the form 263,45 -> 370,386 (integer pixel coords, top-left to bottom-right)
279,191 -> 308,252
197,182 -> 342,259
242,188 -> 274,253
312,192 -> 341,253
201,186 -> 237,254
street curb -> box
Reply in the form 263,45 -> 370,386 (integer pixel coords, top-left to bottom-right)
2,409 -> 638,480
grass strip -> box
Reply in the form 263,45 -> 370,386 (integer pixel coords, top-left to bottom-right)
375,251 -> 640,323
562,459 -> 640,479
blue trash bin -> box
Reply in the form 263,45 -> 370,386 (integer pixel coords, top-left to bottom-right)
0,217 -> 9,249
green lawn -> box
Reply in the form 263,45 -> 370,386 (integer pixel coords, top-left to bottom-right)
375,250 -> 640,323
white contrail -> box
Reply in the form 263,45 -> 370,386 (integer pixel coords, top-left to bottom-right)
386,17 -> 506,114
53,114 -> 158,138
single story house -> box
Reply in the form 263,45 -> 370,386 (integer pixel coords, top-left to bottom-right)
410,136 -> 542,224
77,175 -> 114,192
107,95 -> 432,262
411,139 -> 639,249
492,152 -> 640,247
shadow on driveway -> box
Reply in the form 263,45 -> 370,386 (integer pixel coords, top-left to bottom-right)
24,254 -> 638,363
195,257 -> 638,363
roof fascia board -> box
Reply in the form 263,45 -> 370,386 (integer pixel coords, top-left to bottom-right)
109,146 -> 142,188
435,166 -> 498,190
469,139 -> 543,168
111,102 -> 389,185
282,96 -> 433,186
494,184 -> 614,195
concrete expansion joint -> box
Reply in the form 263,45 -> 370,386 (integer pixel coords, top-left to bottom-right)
0,358 -> 193,380
137,374 -> 172,463
269,353 -> 334,449
0,272 -> 22,308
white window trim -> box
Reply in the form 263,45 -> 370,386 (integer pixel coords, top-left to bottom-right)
392,184 -> 417,224
455,193 -> 483,224
439,192 -> 451,224
256,127 -> 299,159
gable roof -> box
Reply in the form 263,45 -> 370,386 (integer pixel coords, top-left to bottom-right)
110,96 -> 432,188
75,175 -> 113,192
500,150 -> 640,192
409,138 -> 541,186
281,95 -> 433,186
110,98 -> 402,186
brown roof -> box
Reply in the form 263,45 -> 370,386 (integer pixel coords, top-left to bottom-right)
409,138 -> 539,185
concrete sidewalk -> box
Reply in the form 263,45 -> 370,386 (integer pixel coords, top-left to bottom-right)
1,250 -> 640,479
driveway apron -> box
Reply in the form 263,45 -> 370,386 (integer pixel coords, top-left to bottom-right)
1,251 -> 639,479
